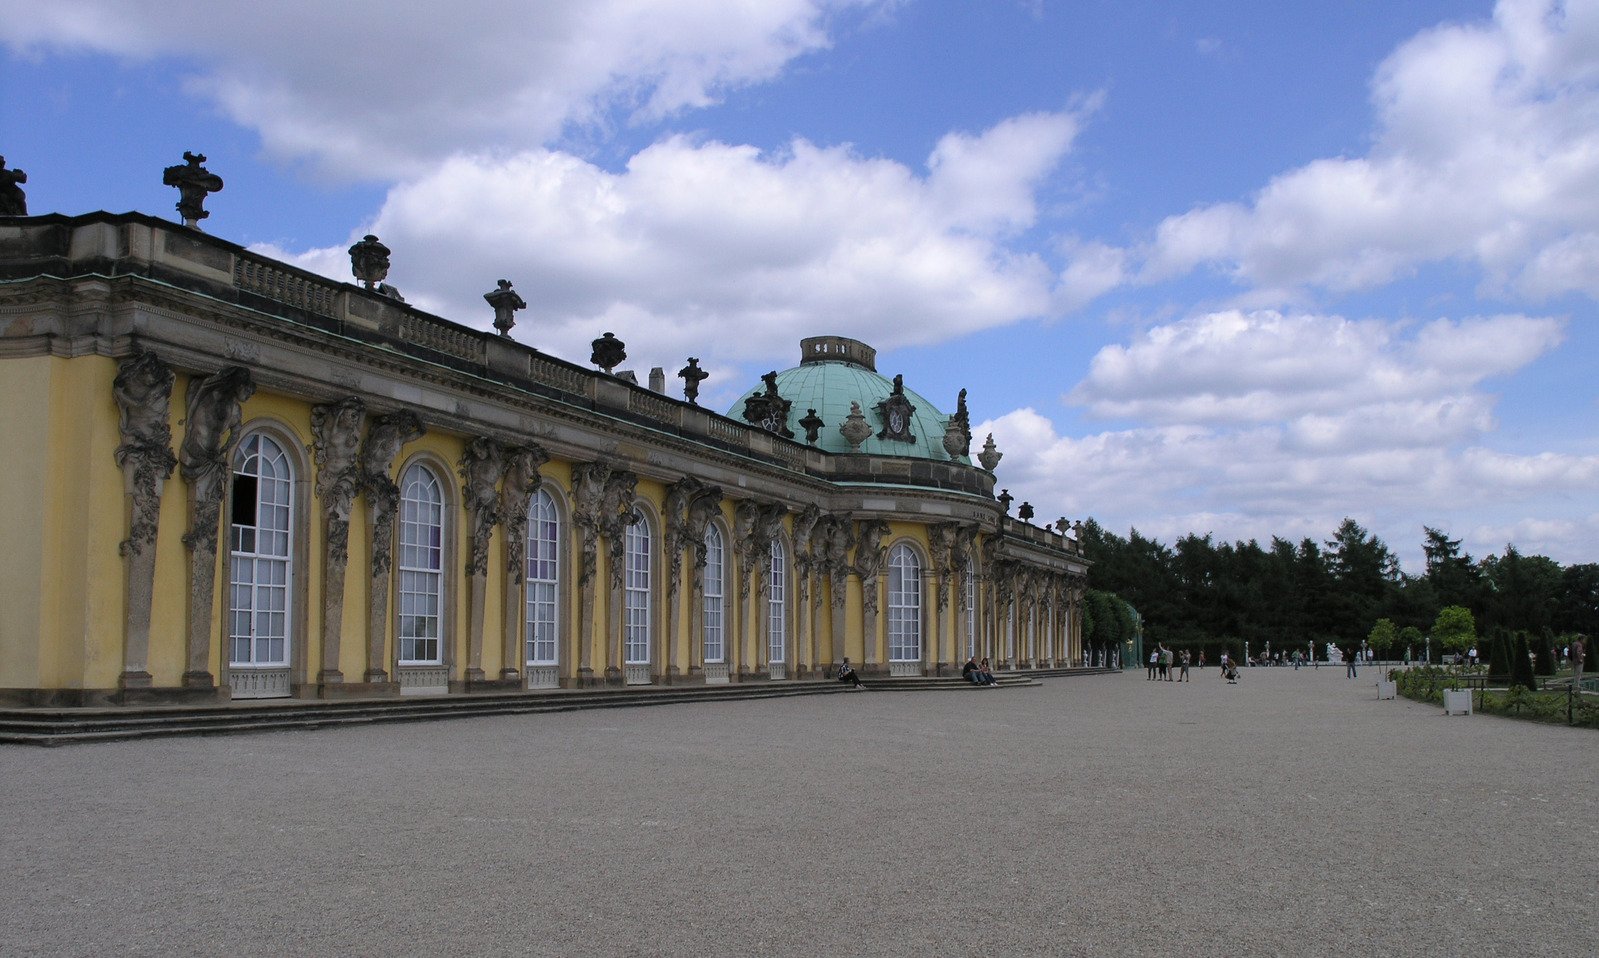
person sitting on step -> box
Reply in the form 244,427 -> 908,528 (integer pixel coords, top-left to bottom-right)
837,657 -> 863,689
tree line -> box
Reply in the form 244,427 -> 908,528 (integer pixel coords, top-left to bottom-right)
1077,518 -> 1598,662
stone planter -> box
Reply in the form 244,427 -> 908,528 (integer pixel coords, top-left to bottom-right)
1442,688 -> 1473,715
1376,680 -> 1396,700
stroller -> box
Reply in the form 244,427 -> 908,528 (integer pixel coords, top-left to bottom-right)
1224,662 -> 1239,684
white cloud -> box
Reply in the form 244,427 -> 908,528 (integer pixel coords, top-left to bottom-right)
266,110 -> 1084,376
0,0 -> 886,178
1067,309 -> 1564,427
978,404 -> 1599,569
979,304 -> 1591,567
1086,0 -> 1599,305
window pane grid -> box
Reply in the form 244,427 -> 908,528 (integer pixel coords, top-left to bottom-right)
398,465 -> 444,664
228,434 -> 292,668
703,527 -> 724,663
624,519 -> 651,664
768,540 -> 786,664
525,491 -> 559,665
887,545 -> 921,663
965,558 -> 976,659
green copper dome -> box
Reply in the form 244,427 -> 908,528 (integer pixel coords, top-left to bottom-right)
728,337 -> 970,462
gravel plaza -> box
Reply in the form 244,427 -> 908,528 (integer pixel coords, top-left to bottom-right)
2,667 -> 1595,958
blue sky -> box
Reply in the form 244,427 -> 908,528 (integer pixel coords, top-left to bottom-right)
5,0 -> 1596,570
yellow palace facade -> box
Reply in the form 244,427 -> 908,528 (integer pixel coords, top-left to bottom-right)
0,210 -> 1089,706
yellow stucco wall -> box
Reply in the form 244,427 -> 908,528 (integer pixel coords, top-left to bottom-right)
0,355 -> 127,691
2,354 -> 1033,696
0,356 -> 54,689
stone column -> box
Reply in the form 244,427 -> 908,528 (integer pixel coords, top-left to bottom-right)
574,462 -> 637,685
664,478 -> 719,684
497,444 -> 548,683
607,528 -> 627,683
685,487 -> 722,680
853,520 -> 889,670
572,463 -> 605,685
359,411 -> 424,684
113,352 -> 177,691
459,437 -> 505,684
178,366 -> 255,689
311,397 -> 365,687
604,476 -> 640,684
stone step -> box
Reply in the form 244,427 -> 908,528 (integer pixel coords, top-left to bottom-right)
0,670 -> 1114,745
0,683 -> 851,745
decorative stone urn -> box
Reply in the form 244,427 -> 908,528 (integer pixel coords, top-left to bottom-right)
943,420 -> 966,459
839,402 -> 872,451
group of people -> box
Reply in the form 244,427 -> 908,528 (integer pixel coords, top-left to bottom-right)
962,656 -> 999,686
1146,644 -> 1193,682
835,655 -> 1002,689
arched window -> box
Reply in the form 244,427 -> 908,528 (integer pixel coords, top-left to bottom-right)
524,488 -> 559,666
624,517 -> 651,664
703,525 -> 725,663
964,557 -> 976,659
229,433 -> 293,670
887,543 -> 922,663
768,539 -> 787,665
398,463 -> 444,664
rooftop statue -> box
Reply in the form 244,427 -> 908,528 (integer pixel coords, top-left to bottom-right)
484,279 -> 526,338
591,332 -> 626,374
348,235 -> 391,291
0,157 -> 26,216
677,357 -> 708,405
161,151 -> 223,228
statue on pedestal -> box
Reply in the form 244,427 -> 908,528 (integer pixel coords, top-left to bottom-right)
161,152 -> 223,228
0,157 -> 26,216
485,279 -> 526,338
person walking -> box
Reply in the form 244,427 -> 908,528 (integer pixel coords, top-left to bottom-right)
1344,646 -> 1358,679
1178,649 -> 1191,682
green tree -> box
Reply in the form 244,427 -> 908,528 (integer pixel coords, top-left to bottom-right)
1367,618 -> 1397,659
1480,545 -> 1563,636
1423,526 -> 1480,612
1325,519 -> 1401,644
1555,563 -> 1599,637
1486,628 -> 1512,680
1432,605 -> 1476,657
1511,632 -> 1537,691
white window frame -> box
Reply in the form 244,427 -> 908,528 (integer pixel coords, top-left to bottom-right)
228,432 -> 293,668
398,463 -> 445,665
624,517 -> 652,665
768,538 -> 787,665
887,543 -> 922,663
524,488 -> 559,666
703,525 -> 725,664
964,557 -> 976,659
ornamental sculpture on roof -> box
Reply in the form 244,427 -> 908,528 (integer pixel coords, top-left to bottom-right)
873,372 -> 917,443
348,235 -> 391,290
591,332 -> 626,374
161,151 -> 223,229
0,157 -> 26,216
741,371 -> 794,439
677,357 -> 708,404
484,279 -> 526,339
